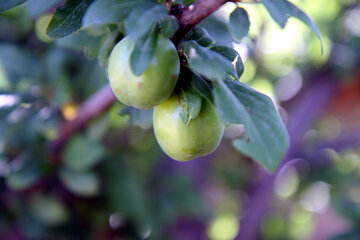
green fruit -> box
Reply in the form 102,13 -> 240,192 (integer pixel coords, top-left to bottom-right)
108,36 -> 180,109
153,95 -> 224,161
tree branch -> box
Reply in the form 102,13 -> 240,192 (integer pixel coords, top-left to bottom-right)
50,85 -> 116,154
170,0 -> 231,46
49,0 -> 231,154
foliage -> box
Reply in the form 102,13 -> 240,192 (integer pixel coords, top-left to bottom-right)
0,0 -> 315,170
1,0 -> 360,239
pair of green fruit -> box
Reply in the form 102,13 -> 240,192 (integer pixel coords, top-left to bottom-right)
108,36 -> 224,161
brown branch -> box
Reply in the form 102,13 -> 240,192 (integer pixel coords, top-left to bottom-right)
49,0 -> 232,155
49,85 -> 116,154
170,0 -> 231,46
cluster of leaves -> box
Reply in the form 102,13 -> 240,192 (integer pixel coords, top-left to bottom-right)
0,0 -> 322,170
1,0 -> 360,239
0,21 -> 206,238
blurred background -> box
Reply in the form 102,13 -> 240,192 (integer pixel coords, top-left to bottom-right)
1,0 -> 360,239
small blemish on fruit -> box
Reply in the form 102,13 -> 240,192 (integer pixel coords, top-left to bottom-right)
177,95 -> 181,105
171,74 -> 177,81
246,137 -> 250,143
137,82 -> 142,89
115,88 -> 121,94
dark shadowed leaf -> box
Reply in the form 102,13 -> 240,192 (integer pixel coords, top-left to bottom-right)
119,106 -> 153,129
236,55 -> 244,78
184,27 -> 215,47
179,86 -> 202,125
228,7 -> 250,42
26,0 -> 61,16
184,41 -> 232,81
47,0 -> 94,38
130,25 -> 158,76
213,79 -> 289,172
83,0 -> 141,27
190,71 -> 213,103
0,0 -> 26,12
210,45 -> 238,61
181,0 -> 196,6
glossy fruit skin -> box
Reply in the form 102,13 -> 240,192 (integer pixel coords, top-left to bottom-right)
153,96 -> 224,161
108,36 -> 180,109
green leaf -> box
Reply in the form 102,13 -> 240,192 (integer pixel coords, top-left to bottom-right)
210,45 -> 242,79
125,4 -> 167,39
179,86 -> 202,125
82,0 -> 141,27
181,0 -> 196,6
184,27 -> 215,47
210,46 -> 238,61
184,41 -> 232,81
97,32 -> 118,66
285,1 -> 323,52
5,153 -> 41,190
228,7 -> 250,42
261,0 -> 288,28
209,45 -> 244,78
26,0 -> 61,17
30,196 -> 69,226
63,134 -> 105,172
119,106 -> 153,129
199,16 -> 234,47
55,30 -> 103,58
87,114 -> 109,140
102,159 -> 148,221
236,55 -> 244,78
0,0 -> 26,12
213,79 -> 289,172
47,0 -> 94,38
0,43 -> 41,84
190,71 -> 213,103
261,0 -> 322,50
130,25 -> 158,76
161,15 -> 179,38
59,168 -> 100,197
